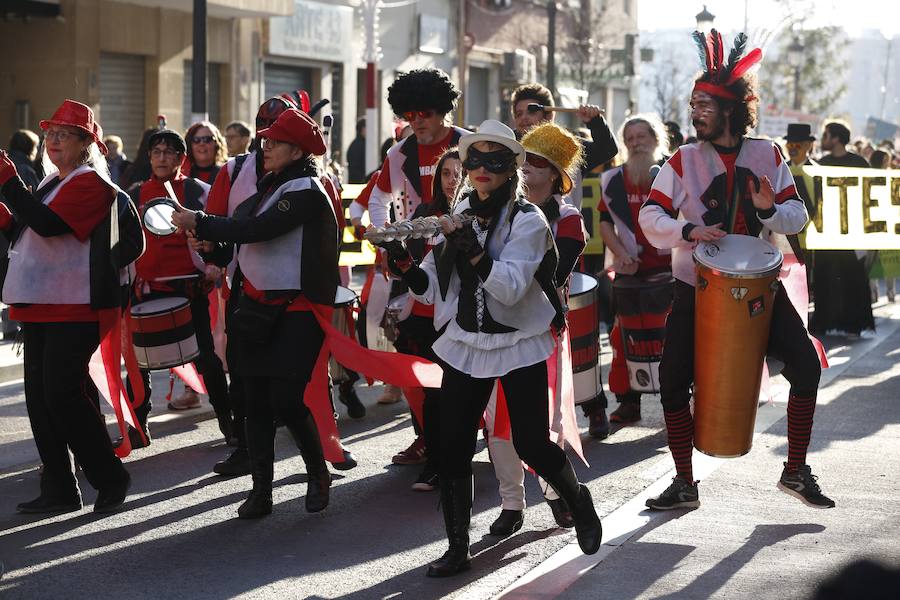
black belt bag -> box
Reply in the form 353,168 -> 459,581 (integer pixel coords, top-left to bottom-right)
231,294 -> 289,344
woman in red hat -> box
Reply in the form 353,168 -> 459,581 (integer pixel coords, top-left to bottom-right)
172,108 -> 338,519
0,99 -> 131,515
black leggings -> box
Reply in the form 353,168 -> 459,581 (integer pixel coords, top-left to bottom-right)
439,360 -> 566,480
23,322 -> 128,495
395,315 -> 441,470
659,280 -> 821,412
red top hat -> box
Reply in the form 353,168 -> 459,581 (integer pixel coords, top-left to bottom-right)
257,108 -> 326,156
39,99 -> 108,155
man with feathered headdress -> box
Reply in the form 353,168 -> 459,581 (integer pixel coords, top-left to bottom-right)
639,30 -> 834,511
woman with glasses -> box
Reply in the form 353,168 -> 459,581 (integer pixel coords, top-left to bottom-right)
184,121 -> 227,184
0,99 -> 131,515
380,120 -> 602,577
171,108 -> 338,520
126,129 -> 233,446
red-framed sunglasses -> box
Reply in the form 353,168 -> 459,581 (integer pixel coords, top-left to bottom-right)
525,152 -> 552,168
403,109 -> 436,121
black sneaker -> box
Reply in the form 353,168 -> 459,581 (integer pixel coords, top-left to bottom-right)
338,381 -> 366,419
412,468 -> 438,492
777,464 -> 835,508
645,477 -> 700,510
213,447 -> 251,476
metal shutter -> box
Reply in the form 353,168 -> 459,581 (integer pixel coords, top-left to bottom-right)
99,53 -> 146,158
264,64 -> 313,102
183,61 -> 222,131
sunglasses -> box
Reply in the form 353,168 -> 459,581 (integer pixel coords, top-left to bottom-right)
192,135 -> 214,144
462,148 -> 517,174
403,110 -> 436,122
525,153 -> 552,169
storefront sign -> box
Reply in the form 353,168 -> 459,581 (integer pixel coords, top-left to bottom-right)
269,0 -> 353,63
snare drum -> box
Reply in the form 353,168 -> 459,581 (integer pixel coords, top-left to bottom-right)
693,234 -> 783,458
567,272 -> 602,405
611,271 -> 674,393
130,297 -> 200,370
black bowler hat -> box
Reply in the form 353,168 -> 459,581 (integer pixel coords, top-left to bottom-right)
785,123 -> 816,142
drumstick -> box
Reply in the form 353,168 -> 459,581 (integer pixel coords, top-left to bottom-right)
526,103 -> 605,115
163,180 -> 178,202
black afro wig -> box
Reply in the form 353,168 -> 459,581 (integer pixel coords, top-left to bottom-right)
387,68 -> 460,117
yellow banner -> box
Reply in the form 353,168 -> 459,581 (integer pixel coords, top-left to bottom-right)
802,165 -> 900,250
338,183 -> 377,266
579,177 -> 606,255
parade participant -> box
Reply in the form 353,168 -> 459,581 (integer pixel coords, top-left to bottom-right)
392,148 -> 461,491
367,68 -> 469,414
483,122 -> 589,535
0,99 -> 131,514
382,119 -> 603,576
510,83 -> 618,435
810,120 -> 874,337
127,129 -> 232,445
509,83 -> 618,209
639,30 -> 834,510
599,114 -> 673,425
172,108 -> 337,519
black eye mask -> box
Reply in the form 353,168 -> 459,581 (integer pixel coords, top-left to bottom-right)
462,148 -> 517,174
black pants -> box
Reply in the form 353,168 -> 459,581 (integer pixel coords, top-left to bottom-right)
439,360 -> 567,480
395,315 -> 442,470
659,280 -> 821,412
240,311 -> 324,487
23,321 -> 128,496
131,290 -> 230,426
224,290 -> 245,446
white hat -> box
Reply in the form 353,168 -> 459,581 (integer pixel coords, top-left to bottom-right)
458,119 -> 526,167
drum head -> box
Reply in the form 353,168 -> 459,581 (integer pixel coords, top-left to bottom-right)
142,197 -> 179,236
131,296 -> 190,316
569,272 -> 599,296
334,286 -> 358,307
693,234 -> 782,277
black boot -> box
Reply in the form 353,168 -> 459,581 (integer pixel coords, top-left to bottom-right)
214,447 -> 251,476
285,413 -> 331,513
489,509 -> 524,536
543,462 -> 602,554
239,414 -> 274,519
583,393 -> 610,439
426,476 -> 472,577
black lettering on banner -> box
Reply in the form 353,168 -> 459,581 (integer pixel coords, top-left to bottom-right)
862,177 -> 888,233
893,177 -> 900,235
811,175 -> 824,233
826,176 -> 858,235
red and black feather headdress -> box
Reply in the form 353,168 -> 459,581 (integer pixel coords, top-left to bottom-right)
692,29 -> 762,101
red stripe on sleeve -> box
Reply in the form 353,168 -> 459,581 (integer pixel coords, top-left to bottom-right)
355,172 -> 379,209
775,184 -> 798,204
646,189 -> 675,213
375,157 -> 392,193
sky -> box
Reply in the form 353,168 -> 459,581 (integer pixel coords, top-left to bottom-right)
638,0 -> 900,38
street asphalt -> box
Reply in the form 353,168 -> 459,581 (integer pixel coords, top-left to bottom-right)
0,301 -> 899,599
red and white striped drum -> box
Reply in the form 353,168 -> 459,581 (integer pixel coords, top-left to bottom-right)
611,271 -> 674,393
130,297 -> 199,370
568,272 -> 602,405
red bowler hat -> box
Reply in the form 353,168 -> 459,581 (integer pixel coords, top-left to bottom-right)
257,108 -> 327,156
39,99 -> 108,155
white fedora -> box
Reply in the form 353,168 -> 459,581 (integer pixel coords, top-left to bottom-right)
458,119 -> 526,167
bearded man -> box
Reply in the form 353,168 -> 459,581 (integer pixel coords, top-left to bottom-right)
598,114 -> 673,425
638,30 -> 833,511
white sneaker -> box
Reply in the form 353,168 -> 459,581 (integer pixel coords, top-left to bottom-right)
168,388 -> 201,410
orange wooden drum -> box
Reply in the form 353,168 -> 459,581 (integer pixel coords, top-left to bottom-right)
693,234 -> 782,458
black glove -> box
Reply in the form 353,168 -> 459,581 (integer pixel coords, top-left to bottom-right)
445,222 -> 484,259
375,239 -> 413,275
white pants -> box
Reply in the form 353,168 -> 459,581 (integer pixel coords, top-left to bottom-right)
484,384 -> 559,511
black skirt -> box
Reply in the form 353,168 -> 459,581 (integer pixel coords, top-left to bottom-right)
232,310 -> 324,379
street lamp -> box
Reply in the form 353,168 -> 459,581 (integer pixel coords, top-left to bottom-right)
787,36 -> 804,110
695,5 -> 715,33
